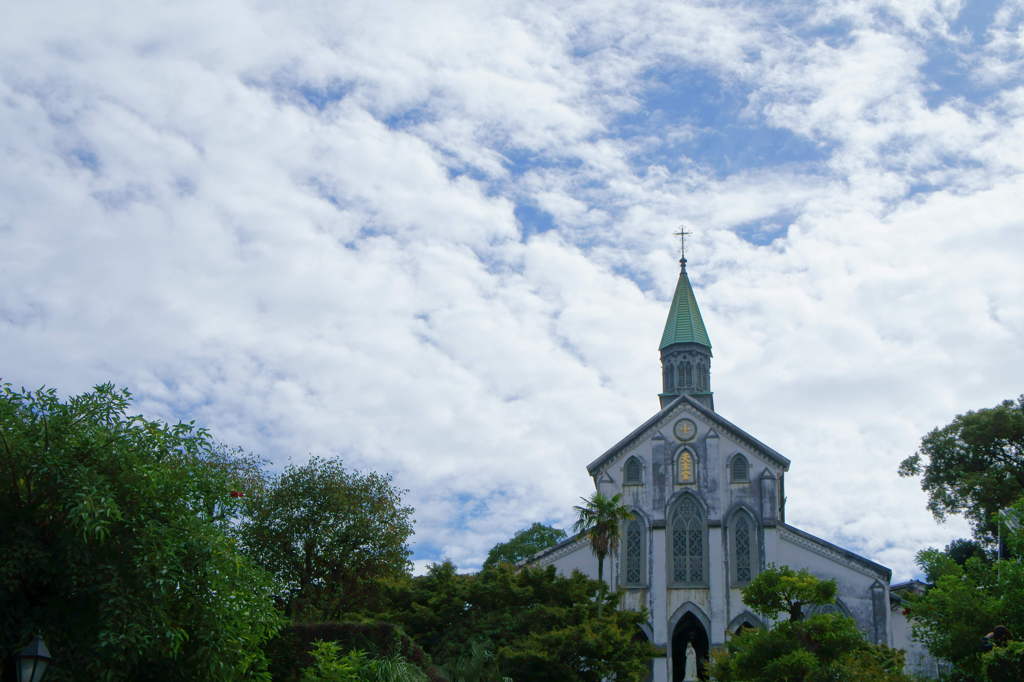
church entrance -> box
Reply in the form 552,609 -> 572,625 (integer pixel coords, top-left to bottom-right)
671,612 -> 709,681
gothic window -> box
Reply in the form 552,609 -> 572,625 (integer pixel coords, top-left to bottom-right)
731,455 -> 749,483
670,496 -> 706,586
684,361 -> 693,388
623,518 -> 645,586
624,456 -> 643,485
663,361 -> 674,391
730,510 -> 758,586
677,450 -> 695,483
677,363 -> 686,389
697,363 -> 706,390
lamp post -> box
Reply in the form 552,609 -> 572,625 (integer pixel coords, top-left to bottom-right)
14,635 -> 50,682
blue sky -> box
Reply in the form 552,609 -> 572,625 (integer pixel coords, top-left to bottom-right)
2,0 -> 1024,580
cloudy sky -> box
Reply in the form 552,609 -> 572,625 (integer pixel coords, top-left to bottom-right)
3,0 -> 1023,580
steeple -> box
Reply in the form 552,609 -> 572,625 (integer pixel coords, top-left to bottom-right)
659,229 -> 713,410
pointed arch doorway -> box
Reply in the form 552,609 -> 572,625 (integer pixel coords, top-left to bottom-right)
671,612 -> 709,681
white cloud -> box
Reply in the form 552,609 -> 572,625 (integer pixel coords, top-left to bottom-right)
2,0 -> 1023,580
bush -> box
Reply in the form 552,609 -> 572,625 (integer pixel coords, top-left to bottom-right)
981,641 -> 1024,682
266,622 -> 446,682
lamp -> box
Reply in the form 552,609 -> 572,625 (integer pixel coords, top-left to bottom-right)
15,635 -> 50,682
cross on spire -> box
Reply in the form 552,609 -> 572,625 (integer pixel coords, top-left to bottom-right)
674,225 -> 692,265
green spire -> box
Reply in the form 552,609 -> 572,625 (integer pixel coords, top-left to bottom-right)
659,262 -> 711,350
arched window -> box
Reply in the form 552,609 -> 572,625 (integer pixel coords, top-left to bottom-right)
731,455 -> 749,483
663,361 -> 674,390
684,361 -> 693,388
670,496 -> 706,586
734,514 -> 753,584
624,456 -> 643,485
677,450 -> 695,483
677,363 -> 685,389
622,518 -> 645,587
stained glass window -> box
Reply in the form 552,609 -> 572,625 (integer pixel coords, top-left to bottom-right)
671,496 -> 704,584
625,520 -> 643,585
735,515 -> 752,583
678,451 -> 694,483
624,456 -> 642,485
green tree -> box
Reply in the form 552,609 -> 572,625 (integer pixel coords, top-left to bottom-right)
741,565 -> 837,622
899,395 -> 1024,539
572,492 -> 633,585
236,456 -> 415,619
482,522 -> 566,569
0,383 -> 283,681
385,562 -> 654,681
711,566 -> 910,682
907,546 -> 1024,680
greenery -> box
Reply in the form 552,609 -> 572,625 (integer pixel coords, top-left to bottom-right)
0,383 -> 283,681
899,395 -> 1024,540
741,565 -> 837,622
981,640 -> 1024,682
236,456 -> 415,619
906,546 -> 1024,679
711,566 -> 911,682
482,522 -> 566,569
572,492 -> 633,585
298,641 -> 428,682
385,561 -> 655,681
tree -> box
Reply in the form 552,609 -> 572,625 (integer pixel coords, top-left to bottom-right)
572,492 -> 633,585
482,522 -> 566,569
711,566 -> 911,682
899,395 -> 1024,539
384,562 -> 655,682
0,383 -> 283,681
236,456 -> 415,619
741,565 -> 837,622
907,546 -> 1024,680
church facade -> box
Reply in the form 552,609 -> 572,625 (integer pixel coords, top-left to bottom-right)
527,253 -> 908,681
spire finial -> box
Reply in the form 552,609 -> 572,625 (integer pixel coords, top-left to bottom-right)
674,225 -> 692,268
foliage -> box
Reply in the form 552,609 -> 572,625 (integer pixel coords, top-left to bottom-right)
906,549 -> 1024,679
741,565 -> 838,622
298,641 -> 429,682
711,565 -> 912,682
236,455 -> 414,618
572,492 -> 633,584
981,640 -> 1024,682
899,395 -> 1024,539
710,614 -> 911,682
266,621 -> 445,682
384,561 -> 655,681
0,383 -> 283,681
482,522 -> 566,569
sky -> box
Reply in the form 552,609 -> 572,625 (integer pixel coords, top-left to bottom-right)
2,0 -> 1023,581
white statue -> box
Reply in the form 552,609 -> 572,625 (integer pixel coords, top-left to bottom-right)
684,641 -> 699,681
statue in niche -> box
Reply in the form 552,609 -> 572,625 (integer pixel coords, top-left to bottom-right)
684,641 -> 699,681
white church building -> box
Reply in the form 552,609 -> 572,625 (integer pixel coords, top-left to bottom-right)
526,249 -> 930,681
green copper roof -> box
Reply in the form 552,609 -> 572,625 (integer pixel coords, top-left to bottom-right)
659,263 -> 711,350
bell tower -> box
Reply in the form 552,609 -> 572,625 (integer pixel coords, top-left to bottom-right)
658,229 -> 713,410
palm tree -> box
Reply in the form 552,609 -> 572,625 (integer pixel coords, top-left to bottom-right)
572,491 -> 634,587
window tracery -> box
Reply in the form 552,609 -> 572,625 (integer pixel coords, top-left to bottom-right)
671,496 -> 705,585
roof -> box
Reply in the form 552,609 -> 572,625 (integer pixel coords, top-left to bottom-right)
780,523 -> 892,582
586,393 -> 791,475
659,263 -> 711,350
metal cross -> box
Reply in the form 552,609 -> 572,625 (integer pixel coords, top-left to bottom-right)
674,225 -> 692,261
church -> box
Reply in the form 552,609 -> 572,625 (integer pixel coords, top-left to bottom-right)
526,246 -> 924,681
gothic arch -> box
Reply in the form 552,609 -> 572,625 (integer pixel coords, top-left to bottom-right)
667,492 -> 708,587
725,504 -> 761,586
728,452 -> 750,483
727,610 -> 765,634
620,507 -> 649,588
674,446 -> 697,484
623,455 -> 644,486
668,603 -> 710,682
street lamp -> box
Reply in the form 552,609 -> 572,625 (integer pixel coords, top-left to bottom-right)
15,635 -> 50,682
